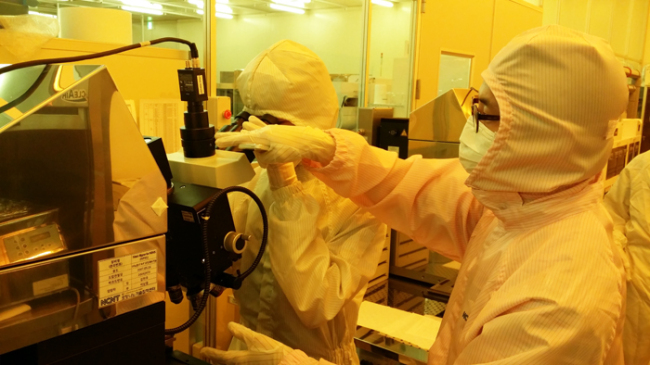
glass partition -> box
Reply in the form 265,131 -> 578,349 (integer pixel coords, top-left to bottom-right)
366,0 -> 416,118
215,0 -> 365,129
437,53 -> 472,96
8,0 -> 207,62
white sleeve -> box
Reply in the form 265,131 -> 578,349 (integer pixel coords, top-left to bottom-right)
229,167 -> 263,232
604,164 -> 632,238
306,128 -> 484,262
267,181 -> 386,329
603,159 -> 636,279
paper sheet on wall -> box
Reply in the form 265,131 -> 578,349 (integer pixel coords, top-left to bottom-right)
139,100 -> 184,154
358,300 -> 441,351
124,99 -> 137,124
442,260 -> 461,270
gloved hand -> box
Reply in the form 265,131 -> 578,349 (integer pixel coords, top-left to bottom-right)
279,349 -> 321,365
200,322 -> 292,365
216,116 -> 336,167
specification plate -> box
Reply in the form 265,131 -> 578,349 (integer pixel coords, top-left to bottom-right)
98,249 -> 158,307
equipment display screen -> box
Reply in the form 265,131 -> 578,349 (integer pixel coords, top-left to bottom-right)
30,231 -> 51,243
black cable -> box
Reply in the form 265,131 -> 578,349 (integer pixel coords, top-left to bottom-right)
225,187 -> 268,282
164,186 -> 268,335
0,37 -> 199,76
0,65 -> 49,114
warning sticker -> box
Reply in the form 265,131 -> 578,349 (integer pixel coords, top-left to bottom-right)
197,75 -> 205,95
98,249 -> 158,308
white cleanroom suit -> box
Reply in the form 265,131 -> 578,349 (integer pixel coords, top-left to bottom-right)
202,40 -> 386,365
604,151 -> 650,365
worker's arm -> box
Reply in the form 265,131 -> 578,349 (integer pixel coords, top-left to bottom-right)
602,154 -> 650,278
306,128 -> 484,262
228,167 -> 263,233
626,163 -> 650,274
201,322 -> 335,365
267,174 -> 386,328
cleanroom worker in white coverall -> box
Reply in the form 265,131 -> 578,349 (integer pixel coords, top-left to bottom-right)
200,40 -> 387,365
212,25 -> 631,365
604,150 -> 650,365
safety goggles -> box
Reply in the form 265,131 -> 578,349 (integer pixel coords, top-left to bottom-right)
471,98 -> 500,133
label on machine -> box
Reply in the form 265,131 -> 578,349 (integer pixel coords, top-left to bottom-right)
98,249 -> 158,308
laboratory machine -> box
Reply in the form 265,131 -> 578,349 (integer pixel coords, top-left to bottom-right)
408,88 -> 475,159
0,39 -> 266,364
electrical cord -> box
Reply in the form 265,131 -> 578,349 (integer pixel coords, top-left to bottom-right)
0,37 -> 199,76
224,187 -> 268,282
68,286 -> 81,321
164,185 -> 268,335
0,65 -> 50,114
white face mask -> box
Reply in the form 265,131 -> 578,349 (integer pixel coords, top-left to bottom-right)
459,116 -> 496,174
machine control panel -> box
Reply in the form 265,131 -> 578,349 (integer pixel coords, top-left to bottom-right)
1,224 -> 65,264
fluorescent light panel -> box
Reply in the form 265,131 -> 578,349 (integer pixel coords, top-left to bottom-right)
271,0 -> 305,8
28,10 -> 57,18
215,4 -> 233,13
269,3 -> 304,13
122,0 -> 162,8
371,0 -> 393,7
121,5 -> 164,14
121,0 -> 163,15
215,12 -> 233,19
188,0 -> 203,9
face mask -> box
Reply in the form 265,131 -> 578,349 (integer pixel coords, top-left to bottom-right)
459,116 -> 496,174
